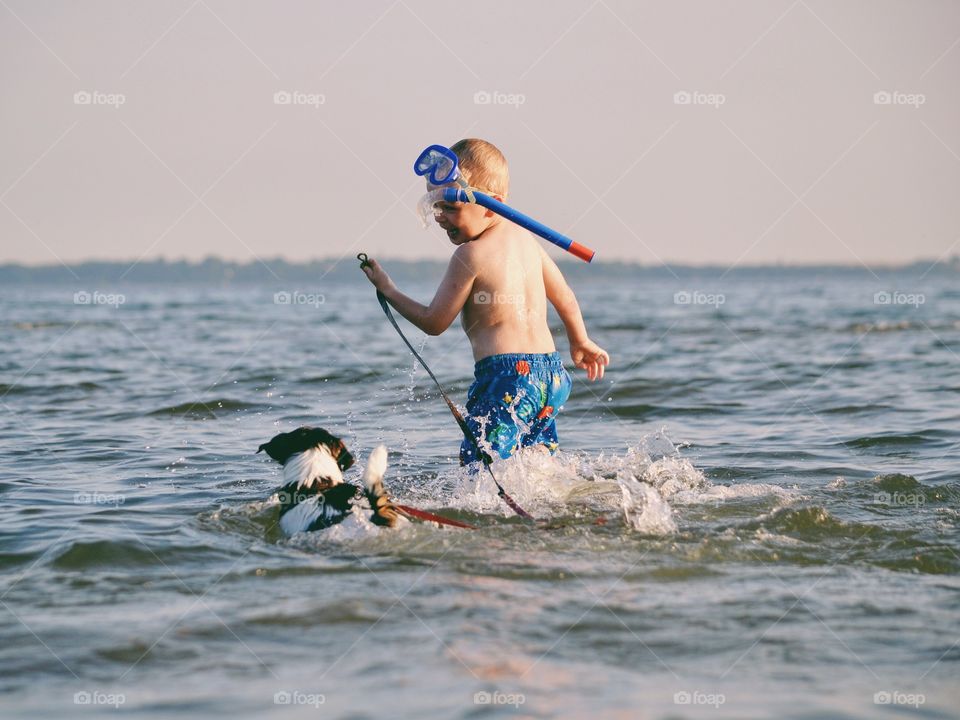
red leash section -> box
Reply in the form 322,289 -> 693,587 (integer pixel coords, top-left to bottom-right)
395,503 -> 476,530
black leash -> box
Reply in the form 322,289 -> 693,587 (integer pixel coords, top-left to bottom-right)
358,253 -> 533,520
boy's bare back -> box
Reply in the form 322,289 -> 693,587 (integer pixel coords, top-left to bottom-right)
457,221 -> 556,361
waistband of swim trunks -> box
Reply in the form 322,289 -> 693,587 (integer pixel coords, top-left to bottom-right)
474,352 -> 564,374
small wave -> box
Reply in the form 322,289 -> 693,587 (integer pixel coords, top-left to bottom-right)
822,403 -> 893,415
50,539 -> 223,570
299,369 -> 383,384
868,474 -> 959,504
844,319 -> 960,333
873,472 -> 921,492
608,403 -> 740,419
244,600 -> 386,627
732,504 -> 960,574
744,506 -> 853,538
595,322 -> 649,331
11,321 -> 72,330
199,499 -> 286,542
9,319 -> 115,331
149,398 -> 265,419
844,432 -> 939,449
0,380 -> 105,396
847,320 -> 913,333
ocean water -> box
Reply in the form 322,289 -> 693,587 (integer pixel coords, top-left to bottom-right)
0,263 -> 958,719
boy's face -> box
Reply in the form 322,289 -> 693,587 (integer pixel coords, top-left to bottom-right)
430,184 -> 500,245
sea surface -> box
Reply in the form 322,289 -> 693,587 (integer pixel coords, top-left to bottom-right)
1,262 -> 958,719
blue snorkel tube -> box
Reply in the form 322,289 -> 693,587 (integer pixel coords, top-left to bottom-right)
414,144 -> 596,263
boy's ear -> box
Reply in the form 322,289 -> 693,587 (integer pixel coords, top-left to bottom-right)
484,196 -> 504,216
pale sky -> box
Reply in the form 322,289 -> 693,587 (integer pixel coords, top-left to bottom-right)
1,0 -> 958,268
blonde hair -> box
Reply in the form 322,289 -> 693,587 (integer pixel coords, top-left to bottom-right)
450,138 -> 509,198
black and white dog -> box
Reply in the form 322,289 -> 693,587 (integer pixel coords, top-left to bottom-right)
257,427 -> 400,536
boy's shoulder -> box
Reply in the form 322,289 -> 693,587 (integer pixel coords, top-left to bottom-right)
449,237 -> 485,270
453,226 -> 544,270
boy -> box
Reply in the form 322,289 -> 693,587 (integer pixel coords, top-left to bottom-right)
361,138 -> 609,465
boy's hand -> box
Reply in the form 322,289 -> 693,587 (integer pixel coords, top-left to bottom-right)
570,338 -> 610,381
360,257 -> 396,295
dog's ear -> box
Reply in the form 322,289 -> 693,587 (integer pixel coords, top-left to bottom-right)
300,428 -> 353,471
332,440 -> 354,471
257,427 -> 319,465
257,426 -> 353,468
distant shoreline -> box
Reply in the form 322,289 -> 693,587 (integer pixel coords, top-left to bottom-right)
0,256 -> 956,284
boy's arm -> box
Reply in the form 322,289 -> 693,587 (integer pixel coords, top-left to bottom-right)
361,249 -> 476,336
540,246 -> 610,381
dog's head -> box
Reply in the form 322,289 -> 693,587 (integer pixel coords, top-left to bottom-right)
257,427 -> 354,471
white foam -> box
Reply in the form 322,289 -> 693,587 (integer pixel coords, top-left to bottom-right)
284,508 -> 410,547
408,431 -> 796,536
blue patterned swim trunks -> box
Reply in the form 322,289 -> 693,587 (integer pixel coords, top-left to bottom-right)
459,352 -> 573,466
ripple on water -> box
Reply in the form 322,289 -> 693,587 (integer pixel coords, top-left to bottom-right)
147,399 -> 268,419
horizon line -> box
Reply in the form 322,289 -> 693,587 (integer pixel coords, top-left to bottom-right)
2,254 -> 957,271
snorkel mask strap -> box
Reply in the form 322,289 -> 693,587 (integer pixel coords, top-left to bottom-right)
456,177 -> 476,204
